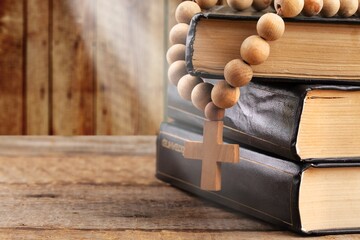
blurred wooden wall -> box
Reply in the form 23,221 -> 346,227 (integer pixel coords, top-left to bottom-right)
0,0 -> 180,135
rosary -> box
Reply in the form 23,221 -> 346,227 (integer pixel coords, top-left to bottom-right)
167,0 -> 359,191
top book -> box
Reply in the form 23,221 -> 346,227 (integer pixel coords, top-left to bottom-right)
186,6 -> 360,83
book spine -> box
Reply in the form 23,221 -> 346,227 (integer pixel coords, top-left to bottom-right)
167,83 -> 302,161
156,122 -> 303,232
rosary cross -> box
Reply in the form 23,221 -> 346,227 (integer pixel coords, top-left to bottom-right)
184,121 -> 239,191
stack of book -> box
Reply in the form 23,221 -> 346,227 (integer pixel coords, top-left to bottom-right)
157,5 -> 360,235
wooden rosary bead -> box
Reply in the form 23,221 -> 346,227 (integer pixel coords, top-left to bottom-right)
168,60 -> 188,86
205,102 -> 225,121
177,74 -> 203,101
211,81 -> 240,109
191,82 -> 214,111
227,0 -> 253,10
274,0 -> 304,17
166,44 -> 186,64
252,0 -> 272,10
302,0 -> 323,16
169,23 -> 189,45
224,59 -> 253,87
195,0 -> 218,9
256,13 -> 285,41
338,0 -> 358,17
175,1 -> 201,24
240,35 -> 270,65
320,0 -> 340,16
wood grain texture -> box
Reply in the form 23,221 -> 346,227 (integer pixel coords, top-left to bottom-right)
0,0 -> 24,135
0,184 -> 274,231
0,230 -> 357,240
0,136 -> 354,239
96,0 -> 165,135
0,155 -> 158,186
52,0 -> 96,135
0,136 -> 272,232
26,0 -> 50,135
0,136 -> 157,185
0,136 -> 156,157
1,1 -> 171,135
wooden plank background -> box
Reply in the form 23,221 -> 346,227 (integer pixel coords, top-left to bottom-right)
0,0 -> 179,135
0,1 -> 25,135
26,0 -> 49,135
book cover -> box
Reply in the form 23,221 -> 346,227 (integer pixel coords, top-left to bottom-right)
186,5 -> 360,82
167,81 -> 360,162
156,122 -> 360,234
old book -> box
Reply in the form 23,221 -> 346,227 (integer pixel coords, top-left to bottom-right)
186,6 -> 360,82
156,122 -> 360,234
167,81 -> 360,161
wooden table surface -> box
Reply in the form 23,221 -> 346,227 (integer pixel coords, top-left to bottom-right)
0,136 -> 358,240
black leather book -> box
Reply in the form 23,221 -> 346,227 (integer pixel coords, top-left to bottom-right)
167,81 -> 360,162
186,5 -> 360,83
156,122 -> 360,234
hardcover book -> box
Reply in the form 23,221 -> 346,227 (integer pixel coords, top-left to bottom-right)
167,81 -> 360,162
156,122 -> 360,234
186,5 -> 360,82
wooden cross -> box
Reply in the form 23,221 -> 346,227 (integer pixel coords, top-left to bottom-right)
183,120 -> 239,191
